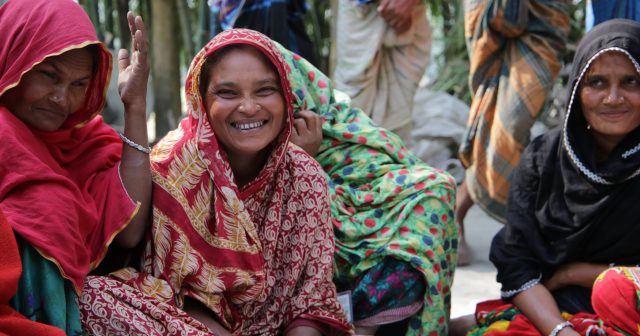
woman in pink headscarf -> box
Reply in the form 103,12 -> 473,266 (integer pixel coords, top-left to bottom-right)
0,0 -> 151,333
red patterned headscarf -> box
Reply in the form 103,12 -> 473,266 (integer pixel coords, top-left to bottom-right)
148,29 -> 350,334
0,0 -> 137,292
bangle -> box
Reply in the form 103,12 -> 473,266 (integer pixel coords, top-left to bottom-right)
119,132 -> 151,154
549,321 -> 573,336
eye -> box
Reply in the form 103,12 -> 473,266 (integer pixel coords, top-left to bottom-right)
585,76 -> 606,89
623,76 -> 640,87
256,86 -> 279,96
38,70 -> 58,82
72,80 -> 90,89
214,89 -> 238,99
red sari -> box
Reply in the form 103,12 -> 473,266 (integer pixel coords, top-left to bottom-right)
81,29 -> 351,335
0,209 -> 66,336
0,0 -> 138,292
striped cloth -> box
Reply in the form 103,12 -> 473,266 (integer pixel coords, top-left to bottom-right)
459,0 -> 570,222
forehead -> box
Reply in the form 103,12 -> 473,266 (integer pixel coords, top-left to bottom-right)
40,48 -> 94,74
209,47 -> 277,79
587,51 -> 639,75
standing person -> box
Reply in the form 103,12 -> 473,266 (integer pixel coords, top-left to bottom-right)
0,0 -> 151,333
456,0 -> 570,265
332,0 -> 431,144
80,29 -> 352,336
209,0 -> 318,66
451,18 -> 640,336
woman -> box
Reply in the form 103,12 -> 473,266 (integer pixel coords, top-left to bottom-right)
81,29 -> 351,335
451,19 -> 640,335
285,29 -> 457,336
0,0 -> 151,333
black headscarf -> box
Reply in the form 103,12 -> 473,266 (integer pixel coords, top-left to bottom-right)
490,19 -> 640,312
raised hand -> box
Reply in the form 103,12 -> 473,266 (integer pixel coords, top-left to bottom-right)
117,11 -> 150,111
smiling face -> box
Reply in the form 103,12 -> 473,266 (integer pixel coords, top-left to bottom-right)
202,46 -> 285,159
0,48 -> 94,132
580,51 -> 640,154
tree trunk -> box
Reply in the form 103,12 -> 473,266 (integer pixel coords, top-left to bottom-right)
116,0 -> 131,50
151,0 -> 182,140
176,0 -> 194,62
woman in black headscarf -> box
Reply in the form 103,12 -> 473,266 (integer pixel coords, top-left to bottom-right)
451,19 -> 640,336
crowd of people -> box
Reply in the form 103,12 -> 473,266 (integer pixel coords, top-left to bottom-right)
2,0 -> 640,335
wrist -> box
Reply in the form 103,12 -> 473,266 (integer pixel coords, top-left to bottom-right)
549,321 -> 573,336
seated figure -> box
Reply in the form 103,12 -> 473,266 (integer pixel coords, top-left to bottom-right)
451,19 -> 640,336
80,29 -> 352,336
0,0 -> 151,333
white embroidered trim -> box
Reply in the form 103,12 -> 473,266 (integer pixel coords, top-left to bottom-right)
500,274 -> 542,298
562,47 -> 640,184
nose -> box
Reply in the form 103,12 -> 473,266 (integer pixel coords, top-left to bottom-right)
237,98 -> 261,115
49,85 -> 69,109
604,86 -> 624,105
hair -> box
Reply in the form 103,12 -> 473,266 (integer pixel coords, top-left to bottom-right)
85,44 -> 100,76
199,44 -> 280,99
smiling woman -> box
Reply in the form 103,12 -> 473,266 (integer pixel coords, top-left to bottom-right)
200,44 -> 286,187
80,29 -> 352,336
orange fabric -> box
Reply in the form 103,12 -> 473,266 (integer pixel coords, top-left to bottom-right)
0,209 -> 65,336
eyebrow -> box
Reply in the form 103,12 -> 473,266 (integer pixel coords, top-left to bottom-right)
49,62 -> 92,82
212,78 -> 279,88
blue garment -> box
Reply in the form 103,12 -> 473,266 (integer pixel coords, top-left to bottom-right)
209,0 -> 317,65
586,0 -> 640,31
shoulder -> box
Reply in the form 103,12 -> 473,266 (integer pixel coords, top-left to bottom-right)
285,144 -> 327,181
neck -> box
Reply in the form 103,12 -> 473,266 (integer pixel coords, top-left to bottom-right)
593,133 -> 622,162
226,149 -> 268,188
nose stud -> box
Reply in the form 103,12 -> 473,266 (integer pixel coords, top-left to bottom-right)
51,94 -> 63,102
256,104 -> 262,111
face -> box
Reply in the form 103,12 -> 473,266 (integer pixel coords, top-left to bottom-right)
203,46 -> 285,158
580,52 -> 640,149
0,48 -> 94,132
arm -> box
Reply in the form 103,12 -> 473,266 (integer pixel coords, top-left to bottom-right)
113,12 -> 152,248
377,0 -> 419,34
512,284 -> 579,336
290,110 -> 323,157
544,262 -> 609,291
183,297 -> 232,336
286,326 -> 322,336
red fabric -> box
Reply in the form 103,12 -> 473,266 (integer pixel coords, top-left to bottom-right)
592,267 -> 640,335
0,0 -> 136,292
474,299 -> 623,336
0,209 -> 65,336
145,29 -> 351,334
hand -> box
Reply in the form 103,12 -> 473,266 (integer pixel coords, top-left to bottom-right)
118,11 -> 149,110
378,0 -> 419,34
290,110 -> 324,157
544,262 -> 609,291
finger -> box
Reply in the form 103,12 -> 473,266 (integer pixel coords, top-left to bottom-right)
127,11 -> 137,38
293,118 -> 310,135
134,16 -> 149,53
295,110 -> 316,126
118,49 -> 130,74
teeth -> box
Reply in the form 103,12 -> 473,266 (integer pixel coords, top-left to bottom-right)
233,121 -> 265,130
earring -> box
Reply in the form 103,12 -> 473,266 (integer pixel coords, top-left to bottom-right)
587,124 -> 592,130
